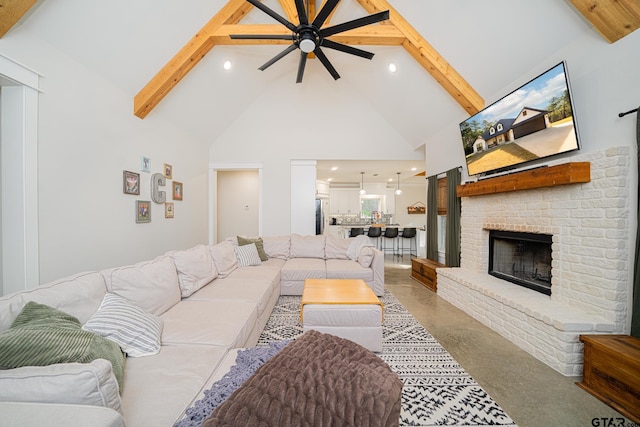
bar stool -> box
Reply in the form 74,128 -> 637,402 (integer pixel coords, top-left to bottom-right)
367,226 -> 382,249
399,227 -> 417,257
382,227 -> 399,256
349,227 -> 364,237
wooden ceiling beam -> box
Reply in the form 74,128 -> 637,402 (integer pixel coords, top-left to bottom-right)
0,0 -> 39,38
568,0 -> 640,43
355,0 -> 484,115
134,0 -> 483,118
134,0 -> 252,118
210,24 -> 405,45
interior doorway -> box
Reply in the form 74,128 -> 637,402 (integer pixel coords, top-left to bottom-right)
212,166 -> 262,243
0,56 -> 40,295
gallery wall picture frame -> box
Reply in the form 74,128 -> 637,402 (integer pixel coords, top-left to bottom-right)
136,200 -> 151,223
165,202 -> 174,218
141,156 -> 151,173
172,181 -> 183,201
123,170 -> 140,195
164,163 -> 173,179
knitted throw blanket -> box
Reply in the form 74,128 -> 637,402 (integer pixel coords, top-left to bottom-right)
202,330 -> 403,427
174,340 -> 289,427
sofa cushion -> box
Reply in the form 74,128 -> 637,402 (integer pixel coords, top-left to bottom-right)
102,255 -> 181,316
0,359 -> 122,414
0,302 -> 126,389
325,259 -> 374,283
290,234 -> 326,259
121,345 -> 228,427
234,243 -> 262,267
170,245 -> 218,298
189,277 -> 279,319
237,236 -> 268,261
280,258 -> 327,282
325,236 -> 351,260
208,241 -> 238,278
160,300 -> 258,348
262,235 -> 290,259
0,271 -> 107,332
82,293 -> 163,358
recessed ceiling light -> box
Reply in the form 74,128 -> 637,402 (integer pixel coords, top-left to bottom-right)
411,167 -> 417,171
223,60 -> 232,70
331,166 -> 338,171
388,63 -> 397,73
327,178 -> 333,182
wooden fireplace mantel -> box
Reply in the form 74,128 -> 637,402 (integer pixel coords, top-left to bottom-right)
457,162 -> 591,197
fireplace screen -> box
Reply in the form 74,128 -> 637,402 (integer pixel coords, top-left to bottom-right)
489,230 -> 552,295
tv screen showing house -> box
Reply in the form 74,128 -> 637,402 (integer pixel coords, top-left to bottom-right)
459,61 -> 580,177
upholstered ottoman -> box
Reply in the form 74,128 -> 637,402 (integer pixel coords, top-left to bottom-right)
300,279 -> 383,352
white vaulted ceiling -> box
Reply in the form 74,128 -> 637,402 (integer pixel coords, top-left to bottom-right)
2,0 -> 638,160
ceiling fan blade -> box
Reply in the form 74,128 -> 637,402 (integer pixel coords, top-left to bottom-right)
229,34 -> 294,40
296,51 -> 308,83
314,47 -> 340,80
321,39 -> 374,59
320,10 -> 389,37
245,0 -> 297,32
312,0 -> 340,28
294,0 -> 309,25
258,44 -> 298,71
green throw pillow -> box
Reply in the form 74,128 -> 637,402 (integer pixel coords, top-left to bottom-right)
0,301 -> 126,390
237,236 -> 268,261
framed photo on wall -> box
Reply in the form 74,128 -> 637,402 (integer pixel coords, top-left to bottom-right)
164,163 -> 173,179
172,181 -> 183,201
165,202 -> 174,218
141,156 -> 151,173
123,170 -> 140,195
136,200 -> 151,223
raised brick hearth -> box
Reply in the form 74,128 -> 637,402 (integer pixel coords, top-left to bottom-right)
437,147 -> 630,376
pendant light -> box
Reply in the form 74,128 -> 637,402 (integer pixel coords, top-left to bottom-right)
359,172 -> 366,195
395,172 -> 403,195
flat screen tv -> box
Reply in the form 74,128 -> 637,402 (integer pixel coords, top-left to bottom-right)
459,61 -> 580,177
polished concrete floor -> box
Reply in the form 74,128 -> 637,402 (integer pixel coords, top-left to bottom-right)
383,256 -> 630,427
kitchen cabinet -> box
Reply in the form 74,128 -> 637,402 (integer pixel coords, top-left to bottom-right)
329,189 -> 361,214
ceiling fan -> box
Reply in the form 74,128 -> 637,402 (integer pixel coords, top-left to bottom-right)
230,0 -> 390,83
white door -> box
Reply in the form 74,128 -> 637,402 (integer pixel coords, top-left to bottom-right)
216,170 -> 259,242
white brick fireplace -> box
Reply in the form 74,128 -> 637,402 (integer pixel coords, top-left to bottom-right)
437,147 -> 631,376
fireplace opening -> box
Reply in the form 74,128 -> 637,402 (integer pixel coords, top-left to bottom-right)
488,230 -> 552,295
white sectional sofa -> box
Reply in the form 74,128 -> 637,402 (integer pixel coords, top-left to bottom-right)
0,234 -> 383,427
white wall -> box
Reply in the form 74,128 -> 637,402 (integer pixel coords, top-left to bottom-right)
209,77 -> 424,236
392,184 -> 427,228
0,36 -> 210,284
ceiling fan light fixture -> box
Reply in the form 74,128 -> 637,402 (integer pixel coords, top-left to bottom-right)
299,37 -> 316,53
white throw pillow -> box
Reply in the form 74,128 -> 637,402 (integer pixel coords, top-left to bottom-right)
170,245 -> 218,298
234,243 -> 262,267
0,359 -> 122,414
358,246 -> 375,268
83,293 -> 163,357
101,255 -> 181,316
290,234 -> 326,259
208,240 -> 238,278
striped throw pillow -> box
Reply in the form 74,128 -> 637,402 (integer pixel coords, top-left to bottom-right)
234,243 -> 262,267
83,293 -> 163,357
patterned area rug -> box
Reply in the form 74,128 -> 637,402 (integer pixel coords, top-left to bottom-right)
258,290 -> 518,427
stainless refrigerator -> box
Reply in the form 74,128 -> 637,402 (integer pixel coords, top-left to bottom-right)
315,199 -> 325,235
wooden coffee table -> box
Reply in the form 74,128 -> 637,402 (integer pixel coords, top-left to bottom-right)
300,279 -> 384,352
